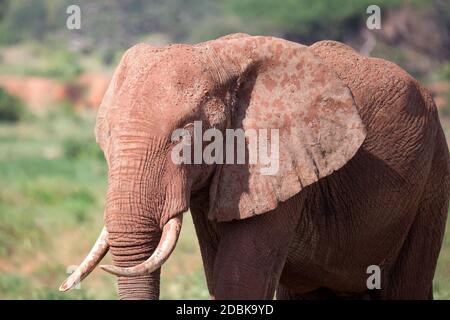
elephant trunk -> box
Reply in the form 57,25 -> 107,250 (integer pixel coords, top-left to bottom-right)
103,165 -> 160,300
102,153 -> 179,300
101,216 -> 182,277
108,232 -> 161,300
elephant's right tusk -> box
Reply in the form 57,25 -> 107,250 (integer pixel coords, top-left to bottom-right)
59,227 -> 109,292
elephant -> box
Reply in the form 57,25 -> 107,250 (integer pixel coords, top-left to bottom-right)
59,33 -> 450,300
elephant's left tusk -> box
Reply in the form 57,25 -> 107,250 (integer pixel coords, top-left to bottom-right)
59,227 -> 109,292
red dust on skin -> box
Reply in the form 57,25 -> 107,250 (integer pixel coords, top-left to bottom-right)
280,74 -> 291,88
273,98 -> 285,111
262,76 -> 277,92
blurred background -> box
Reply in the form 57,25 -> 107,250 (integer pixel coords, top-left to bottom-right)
0,0 -> 449,299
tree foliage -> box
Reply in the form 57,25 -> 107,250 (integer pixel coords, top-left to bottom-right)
0,0 -> 439,47
223,0 -> 422,43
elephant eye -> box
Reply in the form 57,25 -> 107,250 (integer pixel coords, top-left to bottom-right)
171,123 -> 193,146
183,122 -> 194,132
182,124 -> 194,145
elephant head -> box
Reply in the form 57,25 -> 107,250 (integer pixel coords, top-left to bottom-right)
60,34 -> 366,299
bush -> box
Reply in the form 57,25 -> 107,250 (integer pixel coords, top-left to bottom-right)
0,87 -> 25,122
101,49 -> 116,66
224,0 -> 422,43
62,137 -> 103,160
27,50 -> 83,81
440,62 -> 450,82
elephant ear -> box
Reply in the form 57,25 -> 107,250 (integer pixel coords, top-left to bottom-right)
205,36 -> 366,221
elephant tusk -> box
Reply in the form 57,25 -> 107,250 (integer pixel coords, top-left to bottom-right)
100,215 -> 183,277
59,227 -> 109,292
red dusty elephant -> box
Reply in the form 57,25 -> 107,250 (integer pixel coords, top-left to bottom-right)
60,34 -> 450,300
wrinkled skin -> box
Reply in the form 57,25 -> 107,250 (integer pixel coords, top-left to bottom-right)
90,34 -> 449,299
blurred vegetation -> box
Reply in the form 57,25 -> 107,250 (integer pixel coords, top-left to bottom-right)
0,0 -> 449,299
62,137 -> 103,160
26,50 -> 83,80
225,0 -> 408,42
0,88 -> 25,122
0,0 -> 431,43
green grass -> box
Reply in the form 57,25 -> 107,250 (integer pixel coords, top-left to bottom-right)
0,109 -> 448,299
434,220 -> 450,299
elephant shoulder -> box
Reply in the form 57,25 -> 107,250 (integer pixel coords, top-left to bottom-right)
310,40 -> 358,55
309,40 -> 431,119
196,33 -> 252,47
309,40 -> 440,170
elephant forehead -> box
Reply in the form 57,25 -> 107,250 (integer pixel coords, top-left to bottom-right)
112,48 -> 212,116
124,44 -> 212,89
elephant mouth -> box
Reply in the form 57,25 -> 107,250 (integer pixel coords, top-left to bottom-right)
59,215 -> 183,292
